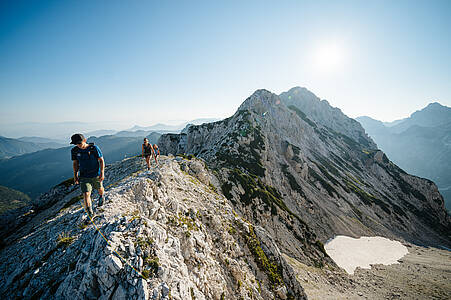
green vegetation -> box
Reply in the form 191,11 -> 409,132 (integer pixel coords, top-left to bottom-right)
166,212 -> 200,236
208,183 -> 217,193
242,224 -> 284,288
215,113 -> 266,177
227,224 -> 237,235
78,221 -> 88,230
129,210 -> 141,222
0,185 -> 31,214
57,232 -> 76,248
227,168 -> 307,225
143,256 -> 159,278
136,236 -> 154,250
228,168 -> 283,212
216,149 -> 266,177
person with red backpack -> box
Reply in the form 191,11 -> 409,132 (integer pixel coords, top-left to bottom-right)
70,133 -> 105,218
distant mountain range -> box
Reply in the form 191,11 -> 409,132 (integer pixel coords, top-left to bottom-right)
0,121 -> 131,140
356,102 -> 451,210
0,133 -> 161,199
0,117 -> 221,199
127,118 -> 220,132
0,118 -> 220,159
0,136 -> 65,159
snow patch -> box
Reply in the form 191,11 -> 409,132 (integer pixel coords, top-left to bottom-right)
325,236 -> 408,275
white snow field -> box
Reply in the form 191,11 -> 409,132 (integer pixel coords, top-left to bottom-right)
324,236 -> 409,275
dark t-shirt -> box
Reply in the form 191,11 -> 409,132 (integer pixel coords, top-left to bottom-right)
143,143 -> 153,155
71,145 -> 103,178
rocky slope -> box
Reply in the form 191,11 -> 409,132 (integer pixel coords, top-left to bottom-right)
159,87 -> 451,248
356,103 -> 451,210
0,156 -> 319,299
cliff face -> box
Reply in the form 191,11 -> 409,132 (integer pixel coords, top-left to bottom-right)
159,88 -> 450,248
0,156 -> 313,299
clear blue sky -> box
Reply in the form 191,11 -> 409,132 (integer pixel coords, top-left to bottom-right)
0,0 -> 450,128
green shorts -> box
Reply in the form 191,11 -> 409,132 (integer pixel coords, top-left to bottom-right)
80,176 -> 103,193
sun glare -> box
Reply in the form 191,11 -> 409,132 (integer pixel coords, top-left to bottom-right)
313,42 -> 345,72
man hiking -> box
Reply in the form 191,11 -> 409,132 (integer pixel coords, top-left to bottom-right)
71,133 -> 105,218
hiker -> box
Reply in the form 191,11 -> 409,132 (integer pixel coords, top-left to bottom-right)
142,138 -> 153,170
152,144 -> 160,165
70,133 -> 105,218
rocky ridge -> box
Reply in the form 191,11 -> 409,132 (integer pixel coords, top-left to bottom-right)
0,156 -> 309,299
159,87 -> 451,248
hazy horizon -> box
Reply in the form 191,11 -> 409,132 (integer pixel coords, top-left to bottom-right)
0,92 -> 449,139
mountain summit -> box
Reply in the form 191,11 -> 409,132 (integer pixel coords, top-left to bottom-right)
160,88 -> 450,247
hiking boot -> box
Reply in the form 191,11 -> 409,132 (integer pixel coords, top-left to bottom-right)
98,195 -> 105,207
87,206 -> 94,219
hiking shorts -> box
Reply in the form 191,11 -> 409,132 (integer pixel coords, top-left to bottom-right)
80,176 -> 103,193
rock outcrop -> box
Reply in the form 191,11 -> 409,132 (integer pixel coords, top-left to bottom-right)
0,156 -> 309,299
159,88 -> 451,248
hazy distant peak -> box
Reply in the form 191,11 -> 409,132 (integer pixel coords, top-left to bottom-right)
425,101 -> 445,108
356,116 -> 385,126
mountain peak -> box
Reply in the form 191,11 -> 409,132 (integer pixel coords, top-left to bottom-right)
280,87 -> 377,149
423,101 -> 447,111
238,89 -> 280,113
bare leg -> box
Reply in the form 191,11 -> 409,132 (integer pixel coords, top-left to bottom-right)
83,191 -> 93,215
145,156 -> 151,169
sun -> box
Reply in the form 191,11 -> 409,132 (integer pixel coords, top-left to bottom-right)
313,42 -> 345,72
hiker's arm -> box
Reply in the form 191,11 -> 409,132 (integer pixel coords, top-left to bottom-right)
98,157 -> 105,181
73,160 -> 79,184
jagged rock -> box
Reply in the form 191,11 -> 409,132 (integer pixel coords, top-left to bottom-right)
0,156 -> 308,299
105,254 -> 123,275
158,87 -> 451,251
